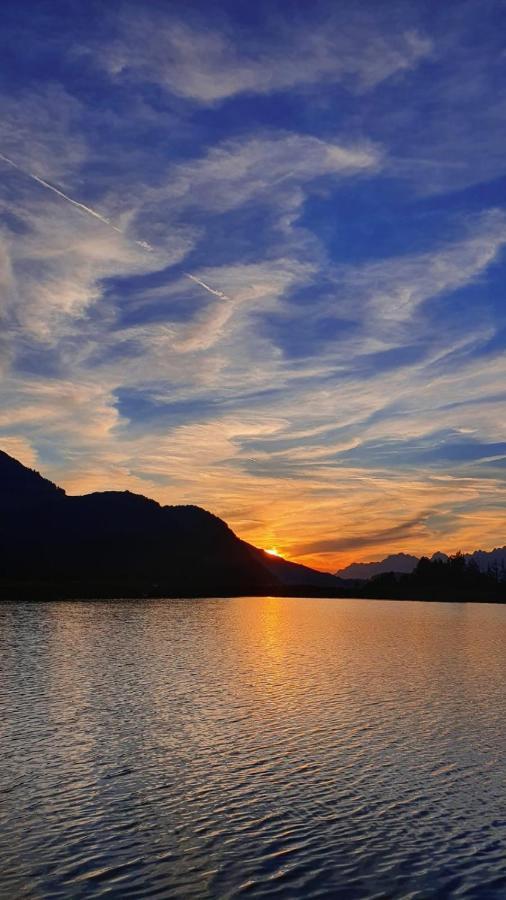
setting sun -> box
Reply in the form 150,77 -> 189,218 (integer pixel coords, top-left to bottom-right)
265,547 -> 282,557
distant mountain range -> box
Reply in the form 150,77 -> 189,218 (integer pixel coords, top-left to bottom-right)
335,554 -> 420,580
336,548 -> 506,579
0,450 -> 346,600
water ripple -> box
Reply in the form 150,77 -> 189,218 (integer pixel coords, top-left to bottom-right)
1,597 -> 506,898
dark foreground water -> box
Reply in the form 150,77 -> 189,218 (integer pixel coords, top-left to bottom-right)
1,598 -> 506,899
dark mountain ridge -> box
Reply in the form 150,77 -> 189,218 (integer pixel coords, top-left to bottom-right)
0,450 -> 65,508
2,451 -> 503,602
336,553 -> 419,580
0,450 -> 346,600
336,547 -> 506,579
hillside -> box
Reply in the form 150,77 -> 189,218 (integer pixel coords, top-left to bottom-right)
0,450 -> 346,600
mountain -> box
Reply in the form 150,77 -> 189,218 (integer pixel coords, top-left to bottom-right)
0,449 -> 65,508
430,551 -> 449,563
254,550 -> 341,588
467,547 -> 506,574
0,450 -> 346,600
335,553 -> 419,579
337,547 -> 506,580
361,551 -> 505,603
3,449 -> 501,602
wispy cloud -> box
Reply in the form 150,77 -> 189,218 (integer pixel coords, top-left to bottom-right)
292,516 -> 431,556
0,151 -> 153,251
104,10 -> 431,104
162,133 -> 381,214
330,209 -> 506,340
0,84 -> 86,182
1,1 -> 505,570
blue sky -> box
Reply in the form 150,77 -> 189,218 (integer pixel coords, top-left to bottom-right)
1,0 -> 505,567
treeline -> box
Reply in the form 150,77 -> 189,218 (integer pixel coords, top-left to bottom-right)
360,552 -> 506,602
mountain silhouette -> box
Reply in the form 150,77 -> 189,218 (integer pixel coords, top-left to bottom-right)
2,450 -> 503,602
0,450 -> 346,600
0,449 -> 65,508
335,553 -> 419,579
337,547 -> 506,579
361,551 -> 505,603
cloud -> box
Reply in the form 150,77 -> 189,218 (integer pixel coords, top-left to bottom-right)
0,151 -> 154,251
161,132 -> 381,217
104,10 -> 431,104
1,3 -> 505,572
172,259 -> 314,352
292,516 -> 431,556
0,84 -> 85,183
353,4 -> 506,195
0,178 -> 190,342
0,377 -> 120,444
0,435 -> 39,469
330,210 -> 506,340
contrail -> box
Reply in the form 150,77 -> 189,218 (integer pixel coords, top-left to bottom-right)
184,272 -> 230,300
0,151 -> 237,298
0,151 -> 153,251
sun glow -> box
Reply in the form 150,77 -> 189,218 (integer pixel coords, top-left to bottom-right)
265,547 -> 282,557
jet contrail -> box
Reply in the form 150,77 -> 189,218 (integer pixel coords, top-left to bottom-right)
184,272 -> 230,300
0,151 -> 238,299
0,151 -> 153,251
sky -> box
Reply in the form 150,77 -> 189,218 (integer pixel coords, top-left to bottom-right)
1,0 -> 505,571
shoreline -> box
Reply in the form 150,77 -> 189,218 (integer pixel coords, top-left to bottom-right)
1,587 -> 505,604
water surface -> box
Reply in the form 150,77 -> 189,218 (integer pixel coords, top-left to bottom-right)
1,597 -> 506,898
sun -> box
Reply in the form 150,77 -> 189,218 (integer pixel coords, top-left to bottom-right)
265,547 -> 282,557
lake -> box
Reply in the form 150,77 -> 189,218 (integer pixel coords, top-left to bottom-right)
1,597 -> 506,898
